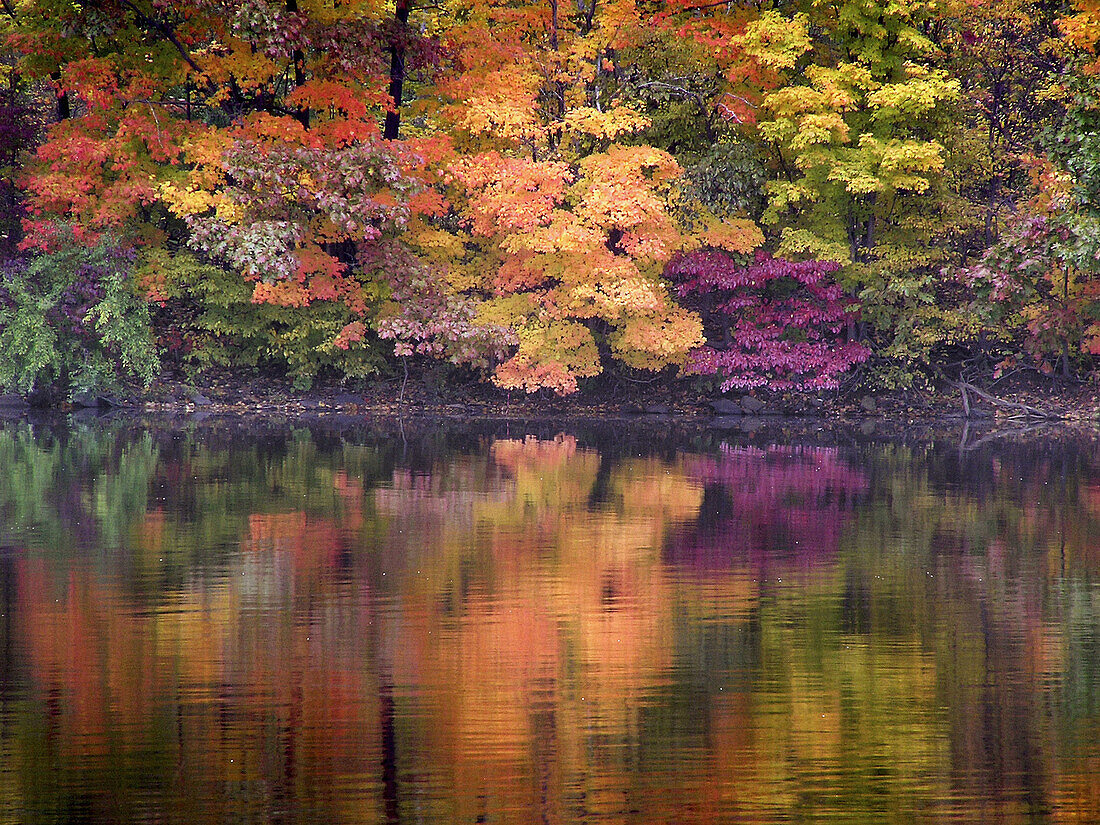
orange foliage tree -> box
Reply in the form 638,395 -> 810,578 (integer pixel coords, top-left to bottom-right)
8,0 -> 508,374
399,0 -> 771,392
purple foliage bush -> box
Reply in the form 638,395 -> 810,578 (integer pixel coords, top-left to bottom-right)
665,249 -> 870,391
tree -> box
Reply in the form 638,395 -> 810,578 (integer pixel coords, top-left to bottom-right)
0,228 -> 158,400
962,210 -> 1100,376
741,0 -> 961,384
935,0 -> 1062,253
744,3 -> 959,263
960,29 -> 1100,378
439,144 -> 708,393
957,0 -> 1100,379
408,0 -> 789,393
667,249 -> 870,391
23,0 -> 1096,393
8,0 -> 472,384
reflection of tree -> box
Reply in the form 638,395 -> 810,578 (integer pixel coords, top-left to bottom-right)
13,555 -> 388,824
4,424 -> 1100,823
0,424 -> 159,554
372,434 -> 703,823
666,445 -> 868,571
0,424 -> 406,823
845,439 -> 1100,823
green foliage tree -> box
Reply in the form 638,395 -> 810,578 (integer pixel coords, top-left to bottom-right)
743,1 -> 962,384
0,228 -> 157,400
136,249 -> 388,390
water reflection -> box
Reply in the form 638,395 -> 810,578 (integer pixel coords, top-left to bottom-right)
668,444 -> 868,571
0,421 -> 1099,823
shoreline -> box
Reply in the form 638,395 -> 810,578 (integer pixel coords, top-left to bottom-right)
1,373 -> 1098,445
1,368 -> 1099,429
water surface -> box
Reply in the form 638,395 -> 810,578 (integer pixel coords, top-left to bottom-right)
1,419 -> 1099,824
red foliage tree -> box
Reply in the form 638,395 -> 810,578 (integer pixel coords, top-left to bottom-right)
665,250 -> 870,391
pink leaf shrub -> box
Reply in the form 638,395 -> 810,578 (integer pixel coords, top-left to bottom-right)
665,250 -> 870,391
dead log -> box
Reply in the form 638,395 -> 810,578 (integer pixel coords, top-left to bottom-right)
954,380 -> 1061,420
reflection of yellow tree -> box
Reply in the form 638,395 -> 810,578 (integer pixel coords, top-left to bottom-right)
837,445 -> 1100,823
1054,746 -> 1100,822
743,610 -> 948,820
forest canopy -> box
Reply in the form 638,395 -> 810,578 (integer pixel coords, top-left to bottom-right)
0,0 -> 1097,399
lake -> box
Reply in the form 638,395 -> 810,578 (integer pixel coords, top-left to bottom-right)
1,416 -> 1098,824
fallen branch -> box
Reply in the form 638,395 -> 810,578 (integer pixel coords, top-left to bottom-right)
954,380 -> 1061,420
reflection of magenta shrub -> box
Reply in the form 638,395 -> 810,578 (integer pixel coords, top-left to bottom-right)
665,445 -> 868,570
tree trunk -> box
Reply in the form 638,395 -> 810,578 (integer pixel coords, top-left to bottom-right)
51,71 -> 69,120
287,0 -> 309,128
380,683 -> 400,823
383,0 -> 411,140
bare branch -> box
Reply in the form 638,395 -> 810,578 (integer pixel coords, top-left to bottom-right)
955,380 -> 1061,420
665,0 -> 740,14
716,93 -> 755,123
118,0 -> 206,76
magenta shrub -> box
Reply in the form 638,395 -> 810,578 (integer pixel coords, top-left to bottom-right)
665,250 -> 870,391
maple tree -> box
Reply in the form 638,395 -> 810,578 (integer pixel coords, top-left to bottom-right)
5,0 -> 475,388
433,144 -> 710,393
410,0 -> 716,393
1058,0 -> 1100,74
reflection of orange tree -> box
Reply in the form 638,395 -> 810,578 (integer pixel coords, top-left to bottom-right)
243,511 -> 345,579
372,434 -> 731,822
14,545 -> 386,823
1054,736 -> 1100,822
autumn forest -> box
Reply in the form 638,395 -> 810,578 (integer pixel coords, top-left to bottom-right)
0,0 -> 1098,400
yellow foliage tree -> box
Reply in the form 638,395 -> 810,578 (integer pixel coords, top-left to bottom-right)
406,0 -> 778,393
